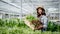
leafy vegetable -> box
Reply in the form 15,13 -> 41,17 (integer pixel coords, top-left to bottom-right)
47,21 -> 60,32
26,15 -> 38,22
0,18 -> 60,34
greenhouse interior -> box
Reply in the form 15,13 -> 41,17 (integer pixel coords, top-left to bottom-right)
0,0 -> 60,34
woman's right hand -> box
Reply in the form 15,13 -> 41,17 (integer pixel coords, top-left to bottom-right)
34,25 -> 43,30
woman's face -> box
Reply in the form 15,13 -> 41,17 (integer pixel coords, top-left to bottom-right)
38,9 -> 42,14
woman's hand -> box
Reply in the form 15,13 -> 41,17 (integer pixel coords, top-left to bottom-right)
34,25 -> 43,30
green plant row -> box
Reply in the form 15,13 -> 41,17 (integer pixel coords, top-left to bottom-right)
0,18 -> 27,28
0,17 -> 60,34
47,21 -> 60,32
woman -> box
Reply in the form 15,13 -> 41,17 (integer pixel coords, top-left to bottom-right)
36,7 -> 48,31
